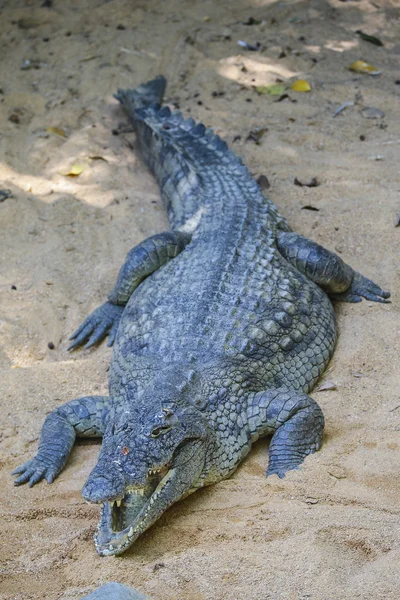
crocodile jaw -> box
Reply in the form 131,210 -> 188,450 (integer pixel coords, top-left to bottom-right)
95,466 -> 176,556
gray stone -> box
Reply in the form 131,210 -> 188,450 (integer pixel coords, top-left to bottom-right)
82,583 -> 150,600
361,106 -> 385,119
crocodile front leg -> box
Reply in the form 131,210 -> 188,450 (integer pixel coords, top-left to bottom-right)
247,388 -> 324,478
12,396 -> 110,487
68,231 -> 191,349
276,231 -> 390,303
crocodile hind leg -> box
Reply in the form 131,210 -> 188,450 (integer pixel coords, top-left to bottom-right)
12,396 -> 110,487
276,231 -> 390,303
246,388 -> 324,478
68,231 -> 191,349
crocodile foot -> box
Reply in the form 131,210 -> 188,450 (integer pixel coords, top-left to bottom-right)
68,302 -> 124,350
12,457 -> 58,487
331,273 -> 390,304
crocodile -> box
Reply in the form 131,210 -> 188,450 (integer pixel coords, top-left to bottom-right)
12,76 -> 390,556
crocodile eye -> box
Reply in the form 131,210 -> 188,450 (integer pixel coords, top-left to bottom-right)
150,425 -> 171,438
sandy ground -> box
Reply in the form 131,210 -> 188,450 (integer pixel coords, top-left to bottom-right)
1,0 -> 400,598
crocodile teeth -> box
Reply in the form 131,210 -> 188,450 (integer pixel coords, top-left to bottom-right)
148,468 -> 162,476
109,499 -> 123,507
126,486 -> 145,495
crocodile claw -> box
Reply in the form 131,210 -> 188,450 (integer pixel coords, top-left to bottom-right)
68,302 -> 124,350
12,458 -> 56,487
331,273 -> 390,304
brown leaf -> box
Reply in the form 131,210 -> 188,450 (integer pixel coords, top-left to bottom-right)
295,177 -> 319,188
315,380 -> 337,392
246,128 -> 267,144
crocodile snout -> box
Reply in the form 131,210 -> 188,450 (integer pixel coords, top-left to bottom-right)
82,468 -> 125,503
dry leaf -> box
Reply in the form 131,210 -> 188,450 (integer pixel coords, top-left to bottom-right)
290,79 -> 311,92
255,85 -> 270,95
80,55 -> 99,62
237,40 -> 261,51
256,84 -> 286,96
294,177 -> 319,188
63,164 -> 85,176
0,189 -> 13,202
89,155 -> 108,162
246,128 -> 267,144
348,60 -> 381,75
352,371 -> 365,378
356,31 -> 383,47
316,380 -> 337,392
46,126 -> 67,138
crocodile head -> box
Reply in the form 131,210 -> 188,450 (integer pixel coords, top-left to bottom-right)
82,374 -> 211,556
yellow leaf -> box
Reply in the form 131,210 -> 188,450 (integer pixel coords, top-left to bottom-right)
46,126 -> 67,138
63,164 -> 85,176
290,79 -> 312,92
256,84 -> 286,96
348,60 -> 381,75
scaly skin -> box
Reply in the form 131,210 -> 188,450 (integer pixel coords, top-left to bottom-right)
12,76 -> 390,556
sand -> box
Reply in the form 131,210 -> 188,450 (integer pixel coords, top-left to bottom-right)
1,0 -> 399,598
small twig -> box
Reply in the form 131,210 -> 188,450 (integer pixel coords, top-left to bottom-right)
332,101 -> 354,117
120,47 -> 156,59
379,139 -> 400,146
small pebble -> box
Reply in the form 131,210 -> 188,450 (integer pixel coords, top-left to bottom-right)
327,466 -> 347,479
9,113 -> 20,124
48,342 -> 55,350
257,174 -> 271,190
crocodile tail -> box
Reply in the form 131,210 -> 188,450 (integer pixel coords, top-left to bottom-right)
114,76 -> 289,232
114,75 -> 167,114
